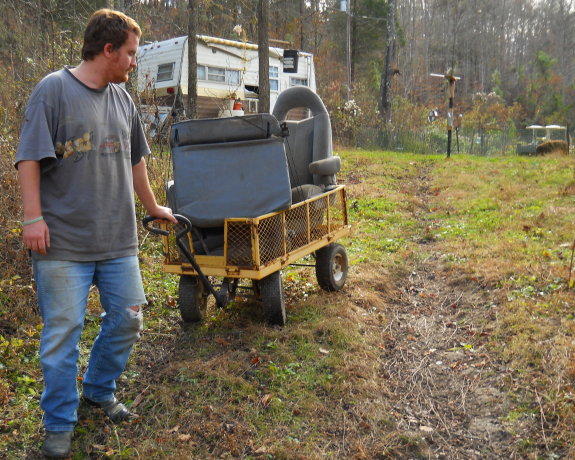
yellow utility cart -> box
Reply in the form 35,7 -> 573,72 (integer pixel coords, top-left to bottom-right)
144,87 -> 351,326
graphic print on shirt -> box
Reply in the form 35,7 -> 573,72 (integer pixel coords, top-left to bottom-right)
99,135 -> 122,157
55,132 -> 93,162
55,132 -> 127,162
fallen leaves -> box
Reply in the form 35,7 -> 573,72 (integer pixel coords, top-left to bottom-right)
214,337 -> 231,346
131,386 -> 149,409
177,433 -> 192,442
260,393 -> 272,408
166,425 -> 193,443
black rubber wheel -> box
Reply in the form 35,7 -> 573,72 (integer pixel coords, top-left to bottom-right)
178,275 -> 208,322
257,271 -> 286,326
315,243 -> 348,291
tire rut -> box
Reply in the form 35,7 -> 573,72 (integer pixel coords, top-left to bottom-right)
379,165 -> 530,458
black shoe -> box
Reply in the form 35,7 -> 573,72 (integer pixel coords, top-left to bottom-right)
41,431 -> 72,458
84,396 -> 139,423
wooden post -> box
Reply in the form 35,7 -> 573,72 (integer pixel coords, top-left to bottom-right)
447,76 -> 455,157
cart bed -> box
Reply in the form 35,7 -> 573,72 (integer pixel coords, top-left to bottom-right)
160,185 -> 350,279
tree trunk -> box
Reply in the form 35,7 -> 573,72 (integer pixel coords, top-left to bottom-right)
123,0 -> 136,97
186,0 -> 198,119
378,0 -> 396,123
299,0 -> 306,51
257,0 -> 270,114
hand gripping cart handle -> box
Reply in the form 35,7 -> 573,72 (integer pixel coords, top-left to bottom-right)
142,214 -> 227,308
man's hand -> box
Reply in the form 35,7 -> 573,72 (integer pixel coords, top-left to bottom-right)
132,159 -> 178,225
17,160 -> 49,255
23,219 -> 50,255
147,205 -> 178,224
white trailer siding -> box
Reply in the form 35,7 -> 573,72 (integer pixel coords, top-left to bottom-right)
137,36 -> 186,96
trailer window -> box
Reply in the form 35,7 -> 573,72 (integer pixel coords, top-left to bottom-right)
228,70 -> 240,85
207,67 -> 226,82
270,66 -> 279,91
290,77 -> 308,87
198,65 -> 240,85
157,62 -> 175,82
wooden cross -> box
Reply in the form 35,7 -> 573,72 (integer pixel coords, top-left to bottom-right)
430,71 -> 462,158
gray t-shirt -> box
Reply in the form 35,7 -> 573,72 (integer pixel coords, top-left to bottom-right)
15,67 -> 150,261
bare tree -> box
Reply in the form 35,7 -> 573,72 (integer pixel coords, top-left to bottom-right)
257,0 -> 270,114
379,0 -> 396,123
186,0 -> 198,119
300,0 -> 306,50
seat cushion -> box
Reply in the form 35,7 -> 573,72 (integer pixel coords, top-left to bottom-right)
291,184 -> 323,204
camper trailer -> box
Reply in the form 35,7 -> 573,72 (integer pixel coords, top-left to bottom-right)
136,34 -> 316,121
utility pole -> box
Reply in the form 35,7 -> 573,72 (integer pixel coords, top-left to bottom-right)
430,71 -> 461,158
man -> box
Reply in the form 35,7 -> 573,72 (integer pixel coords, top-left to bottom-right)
15,9 -> 177,458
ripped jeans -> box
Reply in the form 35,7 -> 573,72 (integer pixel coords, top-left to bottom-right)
32,256 -> 146,432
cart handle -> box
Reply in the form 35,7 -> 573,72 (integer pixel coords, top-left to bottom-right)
142,214 -> 224,307
142,214 -> 192,240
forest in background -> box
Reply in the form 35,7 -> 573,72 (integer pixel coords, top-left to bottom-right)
0,0 -> 574,149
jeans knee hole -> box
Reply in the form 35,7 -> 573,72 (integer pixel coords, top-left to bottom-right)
125,305 -> 144,332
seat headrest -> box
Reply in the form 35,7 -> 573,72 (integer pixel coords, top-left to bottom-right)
272,86 -> 328,122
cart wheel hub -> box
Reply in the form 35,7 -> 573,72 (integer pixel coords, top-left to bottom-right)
332,254 -> 345,282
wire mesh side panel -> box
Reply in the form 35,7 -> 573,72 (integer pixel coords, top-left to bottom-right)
223,188 -> 348,269
226,221 -> 254,268
309,195 -> 328,241
329,189 -> 346,231
285,204 -> 309,252
257,213 -> 285,266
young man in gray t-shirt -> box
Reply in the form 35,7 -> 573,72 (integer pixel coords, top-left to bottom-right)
15,9 -> 177,458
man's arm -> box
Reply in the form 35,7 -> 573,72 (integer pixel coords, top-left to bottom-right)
17,160 -> 50,255
132,157 -> 177,223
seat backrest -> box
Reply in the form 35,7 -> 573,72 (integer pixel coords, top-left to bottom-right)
272,87 -> 336,188
170,119 -> 292,228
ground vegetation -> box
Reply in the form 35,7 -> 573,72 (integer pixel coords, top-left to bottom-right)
3,149 -> 575,458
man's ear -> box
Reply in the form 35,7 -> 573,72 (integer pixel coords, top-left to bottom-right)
102,43 -> 114,57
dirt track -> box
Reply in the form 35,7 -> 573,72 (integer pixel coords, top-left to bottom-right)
369,169 -> 538,458
380,257 -> 514,458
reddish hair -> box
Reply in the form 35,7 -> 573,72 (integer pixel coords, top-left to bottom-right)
81,9 -> 141,61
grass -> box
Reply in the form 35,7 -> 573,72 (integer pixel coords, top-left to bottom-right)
2,149 -> 575,457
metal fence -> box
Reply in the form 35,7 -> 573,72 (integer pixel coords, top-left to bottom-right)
346,126 -> 568,156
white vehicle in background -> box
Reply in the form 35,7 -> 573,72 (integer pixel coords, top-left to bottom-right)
136,34 -> 316,125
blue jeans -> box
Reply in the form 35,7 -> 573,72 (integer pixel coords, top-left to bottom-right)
33,256 -> 146,432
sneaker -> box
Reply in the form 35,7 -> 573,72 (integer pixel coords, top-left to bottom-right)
84,396 -> 139,423
41,431 -> 72,458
